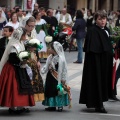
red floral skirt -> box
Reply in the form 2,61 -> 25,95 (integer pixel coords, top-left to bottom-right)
0,63 -> 35,107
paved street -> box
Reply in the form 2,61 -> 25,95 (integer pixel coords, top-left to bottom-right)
0,51 -> 120,120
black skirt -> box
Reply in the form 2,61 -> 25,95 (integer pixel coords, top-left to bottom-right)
45,64 -> 58,98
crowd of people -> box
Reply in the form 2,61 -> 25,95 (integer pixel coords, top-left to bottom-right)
0,3 -> 120,114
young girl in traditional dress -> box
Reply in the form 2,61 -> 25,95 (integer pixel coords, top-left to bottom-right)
0,27 -> 35,114
41,41 -> 71,111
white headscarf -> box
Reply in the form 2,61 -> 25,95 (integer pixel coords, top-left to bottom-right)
53,41 -> 68,84
0,27 -> 24,74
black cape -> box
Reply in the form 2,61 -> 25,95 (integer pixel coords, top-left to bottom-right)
79,25 -> 113,108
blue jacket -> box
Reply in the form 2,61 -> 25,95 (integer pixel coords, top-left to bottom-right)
72,18 -> 86,39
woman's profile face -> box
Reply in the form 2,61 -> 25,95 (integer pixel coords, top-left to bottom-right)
96,16 -> 107,28
48,47 -> 54,54
36,13 -> 41,19
87,11 -> 91,17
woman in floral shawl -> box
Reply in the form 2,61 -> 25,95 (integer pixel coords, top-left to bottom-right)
22,16 -> 44,102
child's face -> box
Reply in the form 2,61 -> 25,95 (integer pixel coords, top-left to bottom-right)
96,16 -> 107,28
3,28 -> 12,37
48,47 -> 56,54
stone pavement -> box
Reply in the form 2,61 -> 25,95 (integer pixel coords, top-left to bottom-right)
67,60 -> 120,97
0,51 -> 120,120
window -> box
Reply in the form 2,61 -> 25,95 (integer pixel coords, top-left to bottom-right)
15,0 -> 23,8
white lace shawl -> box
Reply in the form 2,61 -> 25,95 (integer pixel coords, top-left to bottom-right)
41,42 -> 68,84
0,27 -> 24,74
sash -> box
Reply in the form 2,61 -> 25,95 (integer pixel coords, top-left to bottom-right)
50,68 -> 58,80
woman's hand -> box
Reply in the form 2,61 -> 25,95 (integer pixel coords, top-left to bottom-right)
37,61 -> 41,70
20,60 -> 28,65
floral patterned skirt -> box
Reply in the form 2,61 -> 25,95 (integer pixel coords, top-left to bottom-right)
28,59 -> 44,102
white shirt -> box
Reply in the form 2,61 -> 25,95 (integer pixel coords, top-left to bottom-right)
59,14 -> 72,25
5,21 -> 19,30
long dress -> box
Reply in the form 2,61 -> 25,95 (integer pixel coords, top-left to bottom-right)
35,19 -> 49,59
42,55 -> 70,107
26,30 -> 45,102
0,45 -> 35,107
79,24 -> 113,108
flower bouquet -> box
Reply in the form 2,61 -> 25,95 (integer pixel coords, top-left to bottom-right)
57,83 -> 72,108
110,26 -> 120,43
45,35 -> 53,48
26,39 -> 43,51
18,51 -> 31,61
45,36 -> 53,43
110,27 -> 120,92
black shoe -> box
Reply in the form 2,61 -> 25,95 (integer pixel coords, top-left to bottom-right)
58,107 -> 63,112
15,108 -> 30,114
73,61 -> 82,64
110,96 -> 120,101
22,108 -> 30,113
8,108 -> 16,114
45,107 -> 56,111
95,107 -> 107,113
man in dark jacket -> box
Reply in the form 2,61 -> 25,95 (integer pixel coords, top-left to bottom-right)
46,9 -> 58,39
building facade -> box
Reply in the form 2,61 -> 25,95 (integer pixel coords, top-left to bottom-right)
0,0 -> 120,12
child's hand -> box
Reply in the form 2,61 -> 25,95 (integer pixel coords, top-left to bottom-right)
61,80 -> 66,85
49,65 -> 52,70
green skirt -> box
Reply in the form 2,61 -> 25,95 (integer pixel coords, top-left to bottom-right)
42,94 -> 70,107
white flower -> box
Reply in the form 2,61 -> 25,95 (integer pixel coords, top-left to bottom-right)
29,39 -> 40,45
45,36 -> 53,43
8,37 -> 11,40
18,51 -> 29,61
